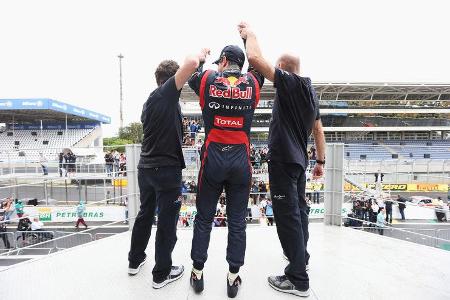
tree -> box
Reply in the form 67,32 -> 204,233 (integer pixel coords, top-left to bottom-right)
103,137 -> 132,153
119,122 -> 143,144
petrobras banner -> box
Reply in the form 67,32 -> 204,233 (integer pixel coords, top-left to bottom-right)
20,206 -> 126,222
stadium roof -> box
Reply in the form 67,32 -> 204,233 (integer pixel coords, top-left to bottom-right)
0,99 -> 111,124
181,82 -> 450,101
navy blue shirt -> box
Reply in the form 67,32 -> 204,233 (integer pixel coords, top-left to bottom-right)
139,76 -> 186,169
267,68 -> 320,168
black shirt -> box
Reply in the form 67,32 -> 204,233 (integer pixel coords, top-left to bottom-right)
267,68 -> 320,168
138,76 -> 186,169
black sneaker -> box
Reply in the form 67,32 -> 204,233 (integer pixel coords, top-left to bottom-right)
190,271 -> 204,294
152,265 -> 184,289
128,255 -> 147,275
227,275 -> 242,298
268,275 -> 310,297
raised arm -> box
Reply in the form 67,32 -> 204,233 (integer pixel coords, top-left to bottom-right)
312,119 -> 326,179
175,48 -> 210,91
238,22 -> 275,82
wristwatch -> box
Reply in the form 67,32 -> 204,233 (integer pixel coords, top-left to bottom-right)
316,159 -> 325,165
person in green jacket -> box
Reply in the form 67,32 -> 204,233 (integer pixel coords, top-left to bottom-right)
376,207 -> 386,235
15,199 -> 24,218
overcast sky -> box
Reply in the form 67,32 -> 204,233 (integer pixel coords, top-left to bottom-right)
1,0 -> 449,136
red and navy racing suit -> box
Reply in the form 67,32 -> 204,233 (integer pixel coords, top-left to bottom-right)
189,66 -> 263,273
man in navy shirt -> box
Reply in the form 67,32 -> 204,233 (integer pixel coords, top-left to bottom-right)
239,22 -> 326,297
188,44 -> 263,298
128,48 -> 210,290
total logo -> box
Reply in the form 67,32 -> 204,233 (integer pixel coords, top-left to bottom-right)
214,116 -> 244,128
208,101 -> 252,111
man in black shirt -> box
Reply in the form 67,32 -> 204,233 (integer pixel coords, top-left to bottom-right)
239,22 -> 326,297
127,48 -> 210,290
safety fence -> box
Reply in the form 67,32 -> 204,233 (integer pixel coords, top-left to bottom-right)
0,229 -> 128,255
350,227 -> 450,250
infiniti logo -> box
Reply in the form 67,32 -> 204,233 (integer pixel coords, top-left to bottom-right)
209,102 -> 220,109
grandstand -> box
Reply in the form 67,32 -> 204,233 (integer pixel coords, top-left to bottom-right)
181,82 -> 450,160
0,99 -> 110,162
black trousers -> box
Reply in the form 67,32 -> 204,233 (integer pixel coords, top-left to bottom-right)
269,161 -> 309,291
191,143 -> 251,273
399,207 -> 405,220
385,208 -> 393,223
128,167 -> 182,282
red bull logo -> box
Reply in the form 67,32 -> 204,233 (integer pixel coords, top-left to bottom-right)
210,76 -> 253,100
214,116 -> 244,128
209,85 -> 252,100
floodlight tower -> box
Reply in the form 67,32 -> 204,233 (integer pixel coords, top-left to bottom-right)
118,54 -> 124,130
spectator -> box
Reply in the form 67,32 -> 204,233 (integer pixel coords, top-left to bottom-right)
67,151 -> 77,176
119,153 -> 127,176
104,151 -> 114,176
0,215 -> 12,249
385,199 -> 393,224
397,195 -> 406,221
31,217 -> 44,231
251,181 -> 259,203
265,199 -> 274,226
247,197 -> 253,222
15,199 -> 24,218
16,215 -> 31,242
188,181 -> 197,193
39,152 -> 48,176
189,120 -> 199,139
371,199 -> 379,223
75,201 -> 88,229
374,170 -> 384,183
259,181 -> 267,200
196,139 -> 203,155
376,207 -> 386,235
309,146 -> 317,160
63,152 -> 70,177
113,150 -> 121,175
181,181 -> 188,194
58,152 -> 65,177
435,197 -> 447,222
3,198 -> 14,223
377,198 -> 385,213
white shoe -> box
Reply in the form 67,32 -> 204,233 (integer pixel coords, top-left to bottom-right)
128,256 -> 147,275
152,265 -> 184,289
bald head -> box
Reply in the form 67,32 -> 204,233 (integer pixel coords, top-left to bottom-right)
276,54 -> 300,74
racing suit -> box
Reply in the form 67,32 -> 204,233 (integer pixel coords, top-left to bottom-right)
189,66 -> 263,273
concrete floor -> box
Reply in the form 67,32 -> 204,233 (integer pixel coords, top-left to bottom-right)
1,224 -> 450,300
